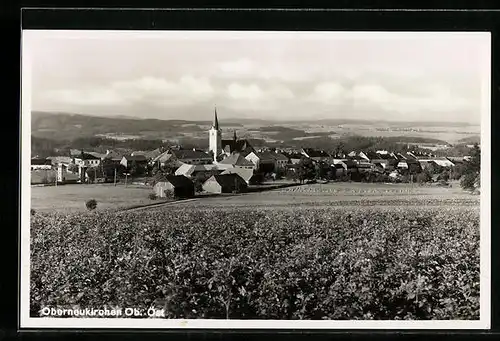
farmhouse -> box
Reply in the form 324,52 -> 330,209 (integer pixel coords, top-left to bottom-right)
46,156 -> 72,167
175,163 -> 219,178
418,157 -> 455,168
282,152 -> 303,164
120,154 -> 148,168
153,175 -> 195,198
202,174 -> 248,194
217,152 -> 255,170
220,167 -> 256,184
31,157 -> 52,170
102,150 -> 123,164
73,151 -> 101,167
301,148 -> 330,162
154,149 -> 213,166
245,151 -> 277,172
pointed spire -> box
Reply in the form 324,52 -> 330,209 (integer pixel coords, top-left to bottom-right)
213,105 -> 219,130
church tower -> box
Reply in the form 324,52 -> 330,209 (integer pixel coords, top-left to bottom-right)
209,106 -> 221,161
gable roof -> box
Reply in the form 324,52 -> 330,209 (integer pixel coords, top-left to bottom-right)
156,174 -> 194,188
302,148 -> 330,158
88,152 -> 107,159
103,150 -> 122,160
144,148 -> 166,160
31,158 -> 52,165
209,174 -> 247,188
46,156 -> 72,165
122,154 -> 148,162
175,164 -> 217,176
152,151 -> 173,164
172,149 -> 212,160
273,153 -> 289,161
218,153 -> 255,167
75,152 -> 101,160
220,167 -> 254,182
221,139 -> 254,154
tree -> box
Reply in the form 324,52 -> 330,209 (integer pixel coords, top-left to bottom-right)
438,169 -> 450,182
129,160 -> 139,176
295,158 -> 315,184
416,172 -> 431,184
460,143 -> 481,191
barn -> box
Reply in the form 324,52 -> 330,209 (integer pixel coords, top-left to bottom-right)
202,174 -> 248,194
153,175 -> 195,198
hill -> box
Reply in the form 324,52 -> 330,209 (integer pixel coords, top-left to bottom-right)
31,111 -> 214,140
457,135 -> 480,144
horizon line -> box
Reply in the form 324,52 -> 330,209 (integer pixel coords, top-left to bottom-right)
31,110 -> 480,126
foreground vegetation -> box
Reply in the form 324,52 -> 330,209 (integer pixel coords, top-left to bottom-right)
30,206 -> 479,320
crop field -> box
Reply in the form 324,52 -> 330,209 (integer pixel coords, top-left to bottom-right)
29,180 -> 480,320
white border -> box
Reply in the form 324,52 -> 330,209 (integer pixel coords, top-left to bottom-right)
20,30 -> 491,330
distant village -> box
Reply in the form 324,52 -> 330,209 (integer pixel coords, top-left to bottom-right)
31,109 -> 476,198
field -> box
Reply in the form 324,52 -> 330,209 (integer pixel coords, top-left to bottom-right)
31,183 -> 156,212
30,181 -> 477,213
29,181 -> 480,320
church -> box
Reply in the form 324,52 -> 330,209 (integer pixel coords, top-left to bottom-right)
208,107 -> 255,162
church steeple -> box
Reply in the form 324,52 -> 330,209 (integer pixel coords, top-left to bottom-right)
209,105 -> 222,162
213,106 -> 220,130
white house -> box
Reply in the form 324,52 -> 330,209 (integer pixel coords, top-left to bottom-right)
245,151 -> 277,171
73,152 -> 101,167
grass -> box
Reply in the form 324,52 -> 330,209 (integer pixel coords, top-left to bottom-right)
30,183 -> 156,212
30,181 -> 478,213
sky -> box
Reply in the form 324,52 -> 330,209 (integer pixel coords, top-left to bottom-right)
24,30 -> 490,124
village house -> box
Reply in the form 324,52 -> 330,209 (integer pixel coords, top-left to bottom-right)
72,151 -> 101,168
417,156 -> 455,168
301,148 -> 330,162
46,156 -> 72,168
31,157 -> 52,170
282,152 -> 304,165
202,173 -> 248,194
120,154 -> 149,169
216,153 -> 255,170
102,150 -> 123,165
174,164 -> 220,178
153,149 -> 213,166
271,152 -> 290,170
153,175 -> 195,199
245,151 -> 277,172
220,167 -> 256,184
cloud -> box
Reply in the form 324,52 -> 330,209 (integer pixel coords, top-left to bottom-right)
215,58 -> 318,82
303,80 -> 478,120
308,82 -> 346,103
42,76 -> 217,108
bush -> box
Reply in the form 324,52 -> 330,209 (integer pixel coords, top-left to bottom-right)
164,189 -> 175,199
460,173 -> 477,191
85,199 -> 97,211
148,193 -> 157,200
30,207 -> 479,320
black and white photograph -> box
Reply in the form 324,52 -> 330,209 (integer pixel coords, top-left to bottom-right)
20,30 -> 491,329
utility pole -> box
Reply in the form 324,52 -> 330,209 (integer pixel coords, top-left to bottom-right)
114,168 -> 117,186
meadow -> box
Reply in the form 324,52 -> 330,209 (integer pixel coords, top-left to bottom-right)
30,181 -> 477,213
